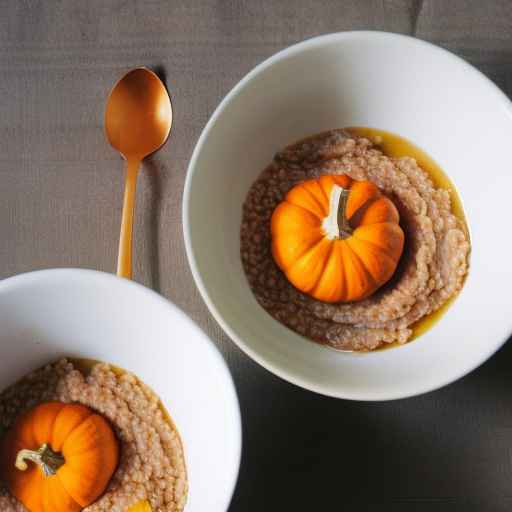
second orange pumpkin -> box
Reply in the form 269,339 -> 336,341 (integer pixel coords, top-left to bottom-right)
271,174 -> 404,303
0,401 -> 119,512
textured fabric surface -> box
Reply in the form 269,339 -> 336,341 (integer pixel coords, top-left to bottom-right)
1,1 -> 512,510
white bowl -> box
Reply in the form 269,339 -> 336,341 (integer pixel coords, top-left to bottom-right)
183,31 -> 512,401
0,269 -> 241,511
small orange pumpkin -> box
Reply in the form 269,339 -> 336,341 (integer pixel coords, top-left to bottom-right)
271,174 -> 404,302
0,402 -> 119,512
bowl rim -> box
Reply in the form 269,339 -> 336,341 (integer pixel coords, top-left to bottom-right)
0,267 -> 243,510
182,30 -> 512,401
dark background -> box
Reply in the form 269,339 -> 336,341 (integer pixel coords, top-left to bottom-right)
1,1 -> 512,510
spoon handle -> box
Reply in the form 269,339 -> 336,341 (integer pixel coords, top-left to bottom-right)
117,158 -> 140,279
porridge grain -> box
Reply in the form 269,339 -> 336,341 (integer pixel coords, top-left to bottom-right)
240,130 -> 470,351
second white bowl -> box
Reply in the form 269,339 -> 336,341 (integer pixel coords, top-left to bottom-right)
184,31 -> 512,400
0,269 -> 241,511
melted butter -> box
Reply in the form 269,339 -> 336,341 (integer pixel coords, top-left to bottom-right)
126,500 -> 153,512
346,127 -> 470,346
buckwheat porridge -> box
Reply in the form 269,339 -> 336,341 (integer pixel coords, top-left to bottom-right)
240,129 -> 470,351
0,358 -> 187,512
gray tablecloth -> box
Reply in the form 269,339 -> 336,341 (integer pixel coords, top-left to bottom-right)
2,1 -> 512,510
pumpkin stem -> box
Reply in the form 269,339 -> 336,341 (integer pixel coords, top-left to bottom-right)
322,184 -> 353,240
15,443 -> 65,477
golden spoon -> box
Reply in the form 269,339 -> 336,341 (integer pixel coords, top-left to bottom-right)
105,68 -> 172,279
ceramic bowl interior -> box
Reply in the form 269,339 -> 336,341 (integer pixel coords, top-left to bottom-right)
0,269 -> 241,511
184,31 -> 512,400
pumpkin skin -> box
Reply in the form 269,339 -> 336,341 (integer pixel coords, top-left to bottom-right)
271,174 -> 404,303
0,402 -> 119,512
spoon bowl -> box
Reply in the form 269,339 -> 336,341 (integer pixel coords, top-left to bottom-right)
105,68 -> 172,279
105,68 -> 172,159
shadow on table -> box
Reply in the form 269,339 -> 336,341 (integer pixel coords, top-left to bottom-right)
141,155 -> 163,293
229,336 -> 512,512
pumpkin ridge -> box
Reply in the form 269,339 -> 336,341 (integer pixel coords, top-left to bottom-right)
311,241 -> 337,298
44,473 -> 81,512
57,463 -> 95,507
287,238 -> 333,292
337,241 -> 359,301
276,230 -> 324,272
58,414 -> 108,457
353,196 -> 400,227
347,236 -> 397,275
343,240 -> 375,302
60,414 -> 119,504
53,406 -> 94,453
316,241 -> 348,302
351,237 -> 396,261
348,194 -> 379,225
272,202 -> 323,233
278,205 -> 323,232
335,242 -> 348,302
345,239 -> 378,288
316,176 -> 333,204
343,180 -> 379,219
292,182 -> 328,218
308,240 -> 335,292
346,239 -> 395,290
352,223 -> 402,260
32,402 -> 65,451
